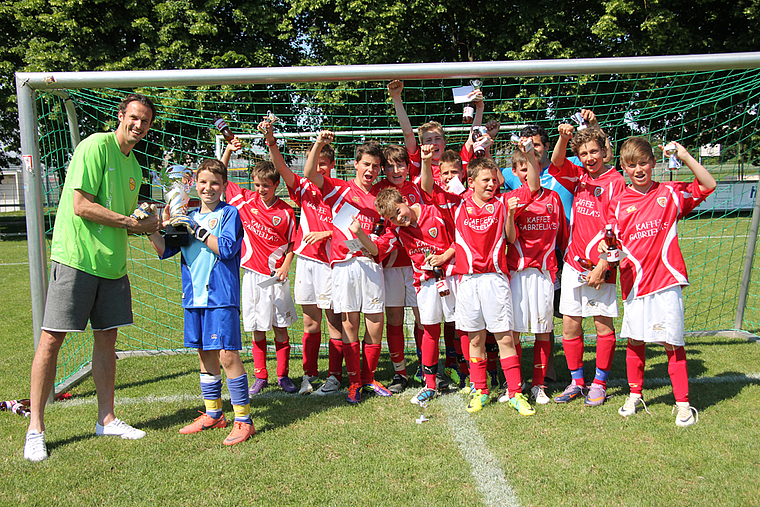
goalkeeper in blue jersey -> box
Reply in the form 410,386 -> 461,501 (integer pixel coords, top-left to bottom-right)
148,158 -> 254,446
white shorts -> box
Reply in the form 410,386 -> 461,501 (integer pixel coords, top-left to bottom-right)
241,269 -> 298,332
455,273 -> 513,333
416,276 -> 457,325
621,286 -> 685,346
294,256 -> 333,309
383,266 -> 418,308
559,265 -> 619,318
510,268 -> 555,334
332,256 -> 385,314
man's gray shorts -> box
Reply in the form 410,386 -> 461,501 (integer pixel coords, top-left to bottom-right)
41,262 -> 133,333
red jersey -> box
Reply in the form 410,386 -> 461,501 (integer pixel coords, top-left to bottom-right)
373,179 -> 423,268
549,159 -> 626,276
226,182 -> 296,275
373,203 -> 456,286
506,188 -> 568,282
425,184 -> 534,276
609,179 -> 713,299
321,176 -> 382,265
288,175 -> 332,264
408,143 -> 472,186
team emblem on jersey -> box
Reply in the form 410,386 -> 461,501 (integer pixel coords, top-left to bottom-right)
208,218 -> 219,229
657,197 -> 667,208
252,208 -> 259,215
273,216 -> 281,226
352,196 -> 360,202
428,227 -> 438,239
626,205 -> 637,213
129,177 -> 136,191
594,187 -> 603,197
408,194 -> 417,204
546,203 -> 554,214
466,207 -> 473,214
485,203 -> 494,214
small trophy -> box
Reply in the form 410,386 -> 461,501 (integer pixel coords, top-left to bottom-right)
663,143 -> 682,170
570,111 -> 588,130
257,110 -> 282,134
155,164 -> 195,247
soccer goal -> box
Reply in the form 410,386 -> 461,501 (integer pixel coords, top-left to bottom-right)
16,53 -> 760,391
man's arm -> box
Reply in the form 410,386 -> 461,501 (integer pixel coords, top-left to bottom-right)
304,130 -> 334,190
388,80 -> 417,154
550,124 -> 575,168
73,189 -> 159,234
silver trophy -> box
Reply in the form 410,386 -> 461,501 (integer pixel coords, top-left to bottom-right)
155,164 -> 195,247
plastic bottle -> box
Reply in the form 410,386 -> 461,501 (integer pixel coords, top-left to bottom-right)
214,117 -> 235,142
604,224 -> 620,268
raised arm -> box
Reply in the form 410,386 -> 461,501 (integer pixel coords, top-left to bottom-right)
668,141 -> 717,193
419,143 -> 436,195
551,123 -> 575,168
388,80 -> 417,154
505,196 -> 519,243
304,130 -> 334,190
464,90 -> 485,152
259,120 -> 296,190
582,109 -> 614,163
220,137 -> 242,169
522,140 -> 540,193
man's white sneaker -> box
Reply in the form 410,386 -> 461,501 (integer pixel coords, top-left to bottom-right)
299,375 -> 318,395
673,402 -> 699,427
95,418 -> 146,439
530,385 -> 551,405
313,375 -> 341,396
618,394 -> 649,417
24,430 -> 48,462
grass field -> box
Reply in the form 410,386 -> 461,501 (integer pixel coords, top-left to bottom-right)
2,237 -> 760,506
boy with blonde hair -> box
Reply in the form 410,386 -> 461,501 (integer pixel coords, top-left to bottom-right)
609,137 -> 714,426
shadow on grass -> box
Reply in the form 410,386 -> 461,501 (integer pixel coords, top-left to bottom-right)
73,367 -> 198,398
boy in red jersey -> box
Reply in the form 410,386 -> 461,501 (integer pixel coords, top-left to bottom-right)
421,142 -> 540,416
225,160 -> 298,395
607,137 -> 714,426
224,124 -> 345,396
549,124 -> 626,406
305,133 -> 391,403
373,145 -> 425,393
505,149 -> 568,405
350,146 -> 458,405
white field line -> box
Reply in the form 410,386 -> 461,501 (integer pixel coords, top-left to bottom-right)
439,393 -> 521,507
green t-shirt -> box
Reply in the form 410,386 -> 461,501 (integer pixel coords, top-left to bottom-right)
50,132 -> 142,279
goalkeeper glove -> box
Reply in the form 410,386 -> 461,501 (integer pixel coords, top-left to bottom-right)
168,215 -> 210,243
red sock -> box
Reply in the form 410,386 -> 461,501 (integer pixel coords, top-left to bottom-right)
532,340 -> 551,388
364,343 -> 382,384
302,332 -> 321,378
386,324 -> 407,375
275,340 -> 290,378
443,324 -> 456,367
470,357 -> 488,393
626,341 -> 645,395
344,341 -> 361,385
328,338 -> 344,381
414,325 -> 423,356
360,341 -> 370,385
486,333 -> 499,373
252,339 -> 268,380
458,329 -> 470,375
667,346 -> 689,403
422,324 -> 441,389
564,335 -> 585,387
501,355 -> 522,398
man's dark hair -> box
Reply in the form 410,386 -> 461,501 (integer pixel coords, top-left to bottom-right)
520,125 -> 549,147
118,93 -> 156,124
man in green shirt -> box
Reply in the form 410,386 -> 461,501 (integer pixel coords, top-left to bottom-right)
24,94 -> 160,462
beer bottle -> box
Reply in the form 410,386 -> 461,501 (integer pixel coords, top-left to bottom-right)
214,117 -> 235,142
604,224 -> 620,268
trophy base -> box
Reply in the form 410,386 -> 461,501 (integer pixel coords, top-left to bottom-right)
165,223 -> 190,248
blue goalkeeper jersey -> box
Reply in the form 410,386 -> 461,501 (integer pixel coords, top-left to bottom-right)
162,202 -> 243,309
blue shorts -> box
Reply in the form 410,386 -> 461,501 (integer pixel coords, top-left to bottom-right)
184,307 -> 242,351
